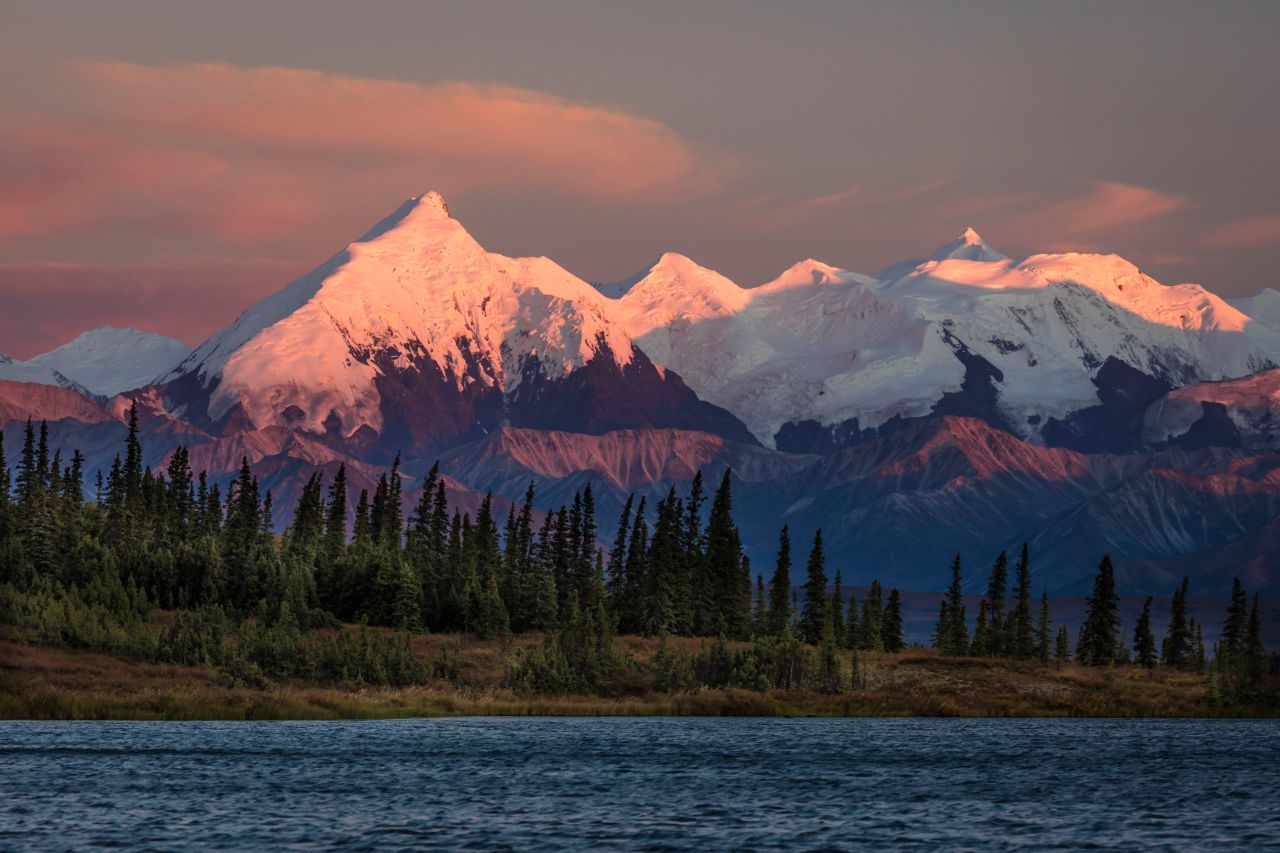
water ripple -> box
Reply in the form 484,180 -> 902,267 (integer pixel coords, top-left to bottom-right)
0,718 -> 1277,850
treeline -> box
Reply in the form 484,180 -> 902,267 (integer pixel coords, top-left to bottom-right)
0,410 -> 1273,697
932,547 -> 1272,696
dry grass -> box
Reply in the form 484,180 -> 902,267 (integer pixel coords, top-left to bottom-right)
2,638 -> 1275,721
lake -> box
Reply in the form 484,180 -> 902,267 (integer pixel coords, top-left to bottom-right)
2,718 -> 1277,850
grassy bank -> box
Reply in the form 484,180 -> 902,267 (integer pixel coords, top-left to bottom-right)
3,633 -> 1276,720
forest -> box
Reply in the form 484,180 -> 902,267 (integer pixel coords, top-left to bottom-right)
0,406 -> 1274,705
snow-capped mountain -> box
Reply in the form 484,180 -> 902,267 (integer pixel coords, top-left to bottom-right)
157,192 -> 754,458
606,231 -> 1280,448
0,328 -> 189,398
1142,368 -> 1280,449
9,192 -> 1280,593
875,226 -> 1009,280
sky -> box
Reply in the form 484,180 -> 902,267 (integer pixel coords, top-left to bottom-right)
2,0 -> 1279,357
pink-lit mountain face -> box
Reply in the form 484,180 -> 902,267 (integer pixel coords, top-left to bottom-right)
6,193 -> 1280,594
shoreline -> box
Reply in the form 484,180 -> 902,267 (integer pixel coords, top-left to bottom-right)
4,639 -> 1276,721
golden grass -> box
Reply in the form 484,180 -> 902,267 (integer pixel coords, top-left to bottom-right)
3,637 -> 1276,721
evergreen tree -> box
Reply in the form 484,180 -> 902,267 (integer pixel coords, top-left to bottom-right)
1133,597 -> 1157,669
1035,592 -> 1052,665
1161,577 -> 1192,670
984,551 -> 1008,657
830,569 -> 844,641
323,464 -> 348,559
857,580 -> 884,652
1054,625 -> 1071,666
1077,555 -> 1120,666
1009,544 -> 1033,659
766,525 -> 792,637
935,555 -> 968,656
798,529 -> 828,645
605,495 -> 633,618
883,588 -> 905,653
970,600 -> 990,657
1219,577 -> 1249,677
1246,594 -> 1267,687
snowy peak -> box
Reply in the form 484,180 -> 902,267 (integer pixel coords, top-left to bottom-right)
760,259 -> 877,292
28,326 -> 191,396
613,252 -> 750,336
876,228 -> 1008,280
0,326 -> 187,400
162,192 -> 648,442
932,228 -> 1007,263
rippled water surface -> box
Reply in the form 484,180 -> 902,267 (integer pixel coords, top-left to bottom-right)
2,718 -> 1278,850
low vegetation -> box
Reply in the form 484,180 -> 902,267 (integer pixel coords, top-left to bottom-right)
0,412 -> 1276,720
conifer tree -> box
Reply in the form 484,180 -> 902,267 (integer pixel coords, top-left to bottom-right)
605,495 -> 633,616
858,580 -> 884,652
766,524 -> 792,637
798,529 -> 828,645
1246,594 -> 1266,687
753,573 -> 766,635
844,593 -> 859,650
984,550 -> 1008,657
1009,544 -> 1033,659
1054,625 -> 1071,666
831,569 -> 844,641
323,464 -> 348,559
1133,597 -> 1157,668
619,497 -> 649,634
971,600 -> 990,656
1161,576 -> 1191,669
1219,577 -> 1249,677
1077,555 -> 1120,666
1035,592 -> 1052,665
936,555 -> 968,655
883,588 -> 905,653
16,419 -> 37,506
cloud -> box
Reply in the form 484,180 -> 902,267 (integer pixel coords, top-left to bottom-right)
0,61 -> 731,247
1202,214 -> 1280,250
725,184 -> 863,231
1013,180 -> 1189,239
0,260 -> 296,358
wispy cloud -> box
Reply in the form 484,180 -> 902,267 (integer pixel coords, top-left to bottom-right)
0,61 -> 734,247
1202,214 -> 1280,250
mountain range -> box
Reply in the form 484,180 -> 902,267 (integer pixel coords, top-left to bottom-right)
5,191 -> 1280,595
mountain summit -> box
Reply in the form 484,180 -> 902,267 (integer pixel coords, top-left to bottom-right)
156,193 -> 755,459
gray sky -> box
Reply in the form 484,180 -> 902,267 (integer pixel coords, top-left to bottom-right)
2,0 -> 1278,355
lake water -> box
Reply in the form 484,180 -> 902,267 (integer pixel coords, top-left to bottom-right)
2,718 -> 1278,850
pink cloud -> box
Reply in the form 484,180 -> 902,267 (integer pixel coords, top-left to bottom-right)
1016,180 -> 1189,239
0,62 -> 732,248
1202,214 -> 1280,250
0,260 -> 297,358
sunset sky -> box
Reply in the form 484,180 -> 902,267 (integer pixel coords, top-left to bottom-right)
2,0 -> 1279,357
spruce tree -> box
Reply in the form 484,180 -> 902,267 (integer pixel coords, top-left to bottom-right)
938,555 -> 968,656
1161,577 -> 1191,669
1054,625 -> 1071,666
1035,592 -> 1052,665
858,580 -> 884,652
1009,544 -> 1033,659
605,495 -> 633,617
1077,555 -> 1120,666
830,569 -> 844,641
1219,577 -> 1249,677
883,588 -> 905,653
1245,594 -> 1266,687
984,551 -> 1008,657
767,525 -> 792,637
1133,597 -> 1157,668
971,600 -> 990,656
323,464 -> 348,559
799,529 -> 829,645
